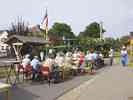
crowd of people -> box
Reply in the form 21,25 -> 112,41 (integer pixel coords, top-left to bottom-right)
18,46 -> 129,83
19,48 -> 105,83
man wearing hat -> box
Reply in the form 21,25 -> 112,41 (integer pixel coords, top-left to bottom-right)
31,56 -> 41,80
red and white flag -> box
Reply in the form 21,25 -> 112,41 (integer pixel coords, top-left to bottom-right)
40,9 -> 48,34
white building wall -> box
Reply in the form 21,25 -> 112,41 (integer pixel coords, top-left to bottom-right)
0,31 -> 9,57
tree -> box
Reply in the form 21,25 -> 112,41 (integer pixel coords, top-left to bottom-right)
9,17 -> 29,36
49,22 -> 75,39
120,35 -> 130,46
130,32 -> 133,37
79,22 -> 105,38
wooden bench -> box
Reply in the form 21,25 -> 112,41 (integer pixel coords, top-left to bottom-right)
0,82 -> 11,100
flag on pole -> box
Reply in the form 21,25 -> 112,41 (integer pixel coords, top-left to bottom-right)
40,9 -> 48,36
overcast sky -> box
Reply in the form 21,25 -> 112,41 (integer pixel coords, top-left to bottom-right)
0,0 -> 132,37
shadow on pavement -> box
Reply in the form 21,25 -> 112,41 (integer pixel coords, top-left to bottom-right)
0,87 -> 39,100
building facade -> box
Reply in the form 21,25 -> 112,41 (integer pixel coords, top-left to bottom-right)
0,31 -> 10,57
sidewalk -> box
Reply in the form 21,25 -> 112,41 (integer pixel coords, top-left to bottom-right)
57,65 -> 133,100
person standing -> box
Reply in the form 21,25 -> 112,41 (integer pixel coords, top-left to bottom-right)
120,46 -> 128,66
109,48 -> 114,66
40,51 -> 44,61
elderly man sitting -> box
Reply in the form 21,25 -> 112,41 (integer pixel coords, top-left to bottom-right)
31,56 -> 41,80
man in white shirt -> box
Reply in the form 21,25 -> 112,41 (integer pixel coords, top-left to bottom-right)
85,50 -> 96,73
22,54 -> 31,68
109,48 -> 114,66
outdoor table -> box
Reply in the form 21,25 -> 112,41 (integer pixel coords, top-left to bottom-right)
0,60 -> 21,85
0,82 -> 11,100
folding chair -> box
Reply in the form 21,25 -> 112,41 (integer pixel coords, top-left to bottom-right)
40,66 -> 51,86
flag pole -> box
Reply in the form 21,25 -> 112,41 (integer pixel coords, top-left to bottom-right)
100,21 -> 103,40
45,8 -> 48,40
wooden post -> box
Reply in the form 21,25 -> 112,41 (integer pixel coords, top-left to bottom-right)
12,43 -> 23,61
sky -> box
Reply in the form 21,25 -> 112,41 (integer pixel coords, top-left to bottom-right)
0,0 -> 132,37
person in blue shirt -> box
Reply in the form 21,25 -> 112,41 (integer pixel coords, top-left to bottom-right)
31,56 -> 41,80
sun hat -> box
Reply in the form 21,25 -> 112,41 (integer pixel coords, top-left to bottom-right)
34,56 -> 38,59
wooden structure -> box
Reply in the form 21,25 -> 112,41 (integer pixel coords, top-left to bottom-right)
6,35 -> 50,58
12,42 -> 23,60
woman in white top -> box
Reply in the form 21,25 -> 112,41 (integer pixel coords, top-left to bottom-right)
85,50 -> 95,73
55,52 -> 65,68
22,54 -> 31,68
120,46 -> 128,66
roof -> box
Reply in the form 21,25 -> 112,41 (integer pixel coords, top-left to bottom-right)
0,30 -> 8,34
6,35 -> 50,45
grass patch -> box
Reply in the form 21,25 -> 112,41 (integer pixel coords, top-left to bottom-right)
128,62 -> 133,67
114,57 -> 120,64
0,67 -> 16,78
0,67 -> 8,78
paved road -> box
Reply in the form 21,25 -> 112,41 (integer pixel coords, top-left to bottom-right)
57,65 -> 133,100
0,58 -> 110,100
0,66 -> 108,100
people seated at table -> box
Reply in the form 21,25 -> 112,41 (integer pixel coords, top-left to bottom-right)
71,50 -> 80,75
64,51 -> 73,69
22,54 -> 31,68
42,55 -> 60,83
78,50 -> 85,73
31,56 -> 41,80
85,49 -> 96,73
95,51 -> 104,68
55,52 -> 65,68
42,56 -> 55,72
18,54 -> 32,79
78,50 -> 84,66
72,50 -> 80,69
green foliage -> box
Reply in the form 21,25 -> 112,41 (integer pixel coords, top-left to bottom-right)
79,22 -> 105,38
77,37 -> 121,57
130,32 -> 133,36
120,35 -> 130,46
49,22 -> 75,38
